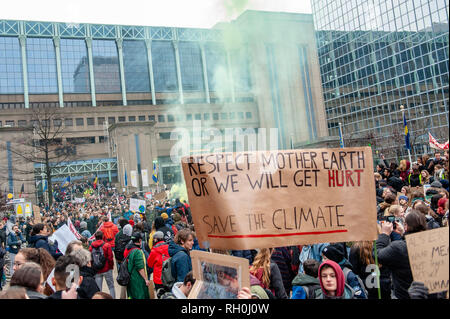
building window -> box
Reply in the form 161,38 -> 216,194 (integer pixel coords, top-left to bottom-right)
175,114 -> 182,121
152,41 -> 178,92
245,112 -> 252,119
195,113 -> 201,120
65,118 -> 73,126
221,112 -> 228,120
123,40 -> 150,92
129,116 -> 136,122
99,136 -> 107,143
204,113 -> 210,120
213,113 -> 219,120
75,118 -> 84,126
167,115 -> 174,122
60,39 -> 90,93
159,132 -> 171,139
138,115 -> 146,121
98,117 -> 105,125
26,38 -> 57,94
0,37 -> 23,94
204,43 -> 226,92
238,112 -> 244,119
229,112 -> 235,120
66,136 -> 96,144
179,41 -> 204,91
107,117 -> 115,124
53,119 -> 62,127
18,120 -> 27,127
87,118 -> 95,125
118,116 -> 126,122
92,39 -> 121,93
158,115 -> 165,122
186,114 -> 192,121
149,115 -> 155,121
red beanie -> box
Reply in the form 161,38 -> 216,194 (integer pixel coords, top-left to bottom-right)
128,220 -> 135,227
318,260 -> 345,297
437,197 -> 448,216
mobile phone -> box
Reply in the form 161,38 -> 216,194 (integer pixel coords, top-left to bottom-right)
386,216 -> 395,223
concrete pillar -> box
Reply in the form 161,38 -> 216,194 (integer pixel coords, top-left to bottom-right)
173,41 -> 184,104
145,39 -> 156,105
199,42 -> 210,103
53,36 -> 64,107
85,37 -> 97,107
18,35 -> 29,108
116,38 -> 127,106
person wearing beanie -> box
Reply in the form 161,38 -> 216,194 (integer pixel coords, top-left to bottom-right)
160,213 -> 169,220
79,221 -> 91,240
316,260 -> 355,299
154,216 -> 174,243
322,244 -> 367,299
147,231 -> 169,290
114,224 -> 132,269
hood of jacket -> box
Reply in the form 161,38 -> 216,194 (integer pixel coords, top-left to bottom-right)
168,240 -> 187,257
292,273 -> 320,286
91,239 -> 105,248
318,260 -> 346,297
80,265 -> 97,278
29,235 -> 47,245
101,221 -> 115,229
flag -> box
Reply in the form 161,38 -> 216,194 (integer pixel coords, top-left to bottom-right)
61,176 -> 71,188
403,112 -> 411,150
124,169 -> 128,187
93,176 -> 98,190
107,211 -> 111,222
152,162 -> 158,183
429,132 -> 449,150
67,218 -> 81,240
338,123 -> 345,148
19,183 -> 24,198
43,180 -> 48,191
88,223 -> 103,241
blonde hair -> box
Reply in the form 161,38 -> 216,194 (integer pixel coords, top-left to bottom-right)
249,248 -> 272,289
384,204 -> 402,217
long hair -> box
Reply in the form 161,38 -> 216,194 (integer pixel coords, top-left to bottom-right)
18,248 -> 55,280
249,248 -> 272,289
351,241 -> 375,266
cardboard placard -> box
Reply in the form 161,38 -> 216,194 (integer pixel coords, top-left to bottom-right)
33,205 -> 42,223
188,250 -> 250,299
153,191 -> 168,201
181,147 -> 378,250
406,227 -> 449,294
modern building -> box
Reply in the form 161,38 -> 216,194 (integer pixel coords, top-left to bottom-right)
0,10 -> 329,203
311,0 -> 449,160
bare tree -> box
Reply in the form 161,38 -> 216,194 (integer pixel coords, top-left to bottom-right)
0,107 -> 78,205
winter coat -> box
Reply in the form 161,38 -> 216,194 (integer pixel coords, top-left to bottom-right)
168,241 -> 192,283
89,240 -> 114,274
7,232 -> 25,254
316,260 -> 356,299
316,283 -> 355,299
99,221 -> 119,248
29,235 -> 63,260
291,273 -> 321,299
25,289 -> 47,299
0,225 -> 6,248
147,241 -> 170,285
77,266 -> 100,299
298,243 -> 329,273
250,262 -> 288,299
114,230 -> 131,263
376,233 -> 413,299
271,247 -> 296,294
155,217 -> 175,243
0,246 -> 6,269
127,247 -> 149,299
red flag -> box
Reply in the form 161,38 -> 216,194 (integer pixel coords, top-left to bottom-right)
67,218 -> 81,240
429,132 -> 449,150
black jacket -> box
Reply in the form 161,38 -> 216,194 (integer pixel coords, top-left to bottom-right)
376,233 -> 413,299
114,232 -> 131,262
77,266 -> 100,299
269,262 -> 288,299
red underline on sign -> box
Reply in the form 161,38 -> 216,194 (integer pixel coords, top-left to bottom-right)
207,229 -> 348,239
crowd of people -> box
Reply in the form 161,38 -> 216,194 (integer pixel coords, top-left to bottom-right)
0,149 -> 448,300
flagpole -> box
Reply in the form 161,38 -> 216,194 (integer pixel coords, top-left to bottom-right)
400,105 -> 412,164
339,122 -> 345,148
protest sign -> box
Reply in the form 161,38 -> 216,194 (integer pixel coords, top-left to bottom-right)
181,147 -> 378,250
153,191 -> 168,201
49,224 -> 78,255
406,227 -> 449,294
130,198 -> 146,213
188,250 -> 250,299
24,203 -> 32,218
33,205 -> 42,223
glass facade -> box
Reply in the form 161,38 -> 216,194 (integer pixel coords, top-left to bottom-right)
152,41 -> 178,92
92,39 -> 121,93
311,0 -> 449,159
204,42 -> 227,92
26,37 -> 58,94
123,40 -> 150,93
231,46 -> 252,92
0,36 -> 23,94
60,38 -> 90,93
179,41 -> 204,91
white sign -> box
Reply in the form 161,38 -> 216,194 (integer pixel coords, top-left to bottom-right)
48,224 -> 78,255
142,169 -> 149,187
130,170 -> 138,187
71,197 -> 86,204
25,203 -> 32,217
8,198 -> 25,205
130,198 -> 146,213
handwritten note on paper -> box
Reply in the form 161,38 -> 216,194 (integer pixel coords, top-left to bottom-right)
406,227 -> 449,294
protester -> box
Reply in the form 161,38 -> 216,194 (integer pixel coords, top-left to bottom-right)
89,230 -> 115,299
316,260 -> 355,299
154,216 -> 174,243
160,271 -> 196,299
92,291 -> 113,299
48,255 -> 83,299
69,246 -> 100,299
99,216 -> 119,248
29,223 -> 62,261
271,246 -> 296,296
291,259 -> 321,299
125,232 -> 150,299
0,286 -> 29,299
7,225 -> 25,276
168,228 -> 194,284
114,223 -> 132,270
9,262 -> 47,299
147,231 -> 169,291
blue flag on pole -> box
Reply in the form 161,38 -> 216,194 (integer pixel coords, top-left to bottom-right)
124,169 -> 128,187
403,112 -> 411,150
152,162 -> 158,183
61,176 -> 70,188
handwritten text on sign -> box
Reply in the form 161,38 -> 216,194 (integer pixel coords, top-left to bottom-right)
181,148 -> 378,250
406,227 -> 449,294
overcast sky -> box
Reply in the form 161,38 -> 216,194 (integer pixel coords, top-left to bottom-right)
0,0 -> 312,28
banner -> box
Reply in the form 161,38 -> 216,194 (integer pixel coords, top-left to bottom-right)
428,132 -> 449,150
406,227 -> 449,294
142,169 -> 149,187
32,205 -> 42,223
181,147 -> 378,250
49,224 -> 78,255
67,218 -> 81,240
24,203 -> 32,218
130,198 -> 146,213
130,170 -> 138,187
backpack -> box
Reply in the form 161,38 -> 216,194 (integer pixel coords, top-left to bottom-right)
161,251 -> 181,289
303,284 -> 321,299
343,267 -> 368,299
92,243 -> 107,271
116,251 -> 133,286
